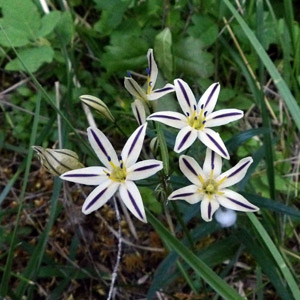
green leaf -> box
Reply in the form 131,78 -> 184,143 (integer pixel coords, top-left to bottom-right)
55,11 -> 74,46
154,28 -> 173,80
223,0 -> 300,132
0,21 -> 30,47
147,209 -> 245,300
0,0 -> 40,45
38,11 -> 62,38
139,187 -> 162,214
5,46 -> 54,73
187,15 -> 218,47
174,37 -> 214,78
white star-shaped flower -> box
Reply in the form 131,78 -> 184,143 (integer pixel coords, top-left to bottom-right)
124,49 -> 175,103
148,79 -> 244,159
60,124 -> 163,223
168,148 -> 259,222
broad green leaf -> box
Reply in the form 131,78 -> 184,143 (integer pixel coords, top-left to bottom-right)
38,11 -> 62,38
55,11 -> 74,45
187,15 -> 218,47
5,46 -> 54,73
147,210 -> 245,300
174,37 -> 214,78
0,21 -> 30,47
139,187 -> 162,214
1,0 -> 40,43
154,28 -> 173,80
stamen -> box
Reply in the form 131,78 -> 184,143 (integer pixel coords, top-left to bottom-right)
204,111 -> 208,116
198,174 -> 205,185
210,169 -> 214,179
212,163 -> 215,170
193,104 -> 197,111
120,162 -> 123,169
149,81 -> 152,87
127,71 -> 131,77
195,116 -> 198,120
217,177 -> 227,186
107,156 -> 111,161
186,112 -> 189,116
146,67 -> 150,75
118,155 -> 122,161
201,104 -> 204,109
202,120 -> 206,124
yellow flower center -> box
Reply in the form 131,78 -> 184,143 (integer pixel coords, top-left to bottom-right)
105,157 -> 127,182
110,166 -> 127,182
187,105 -> 207,130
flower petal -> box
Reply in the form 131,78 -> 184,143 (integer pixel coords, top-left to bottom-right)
198,128 -> 229,160
205,109 -> 244,128
202,148 -> 222,178
147,48 -> 158,89
127,159 -> 163,181
174,126 -> 197,153
119,181 -> 147,223
217,189 -> 259,212
87,127 -> 119,169
174,79 -> 197,115
198,82 -> 220,115
147,84 -> 175,100
201,196 -> 219,222
121,123 -> 147,167
168,185 -> 202,204
147,111 -> 187,129
131,99 -> 146,126
60,167 -> 108,185
82,180 -> 119,215
217,157 -> 253,189
179,155 -> 205,185
124,77 -> 147,101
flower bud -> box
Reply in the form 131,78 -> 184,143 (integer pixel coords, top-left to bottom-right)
32,146 -> 84,176
80,95 -> 115,122
215,208 -> 237,228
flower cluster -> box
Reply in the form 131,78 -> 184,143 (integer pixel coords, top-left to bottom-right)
36,48 -> 259,224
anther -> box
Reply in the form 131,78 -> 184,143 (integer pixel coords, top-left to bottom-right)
195,116 -> 198,120
107,156 -> 111,161
120,162 -> 123,169
204,111 -> 208,116
201,104 -> 204,109
193,105 -> 197,111
202,120 -> 206,124
149,81 -> 152,87
186,112 -> 189,116
146,67 -> 150,75
127,71 -> 131,77
118,155 -> 122,161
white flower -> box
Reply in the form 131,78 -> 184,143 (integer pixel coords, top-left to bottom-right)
124,49 -> 174,102
215,208 -> 237,227
148,79 -> 244,159
168,148 -> 259,222
60,124 -> 163,223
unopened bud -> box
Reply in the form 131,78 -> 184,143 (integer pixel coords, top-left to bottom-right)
32,146 -> 84,176
80,95 -> 115,122
149,137 -> 159,155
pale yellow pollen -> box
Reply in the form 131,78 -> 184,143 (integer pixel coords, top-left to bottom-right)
107,160 -> 127,182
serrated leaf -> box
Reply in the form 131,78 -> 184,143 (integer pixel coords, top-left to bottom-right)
154,28 -> 173,80
187,15 -> 218,47
173,37 -> 214,78
5,46 -> 54,73
38,11 -> 61,38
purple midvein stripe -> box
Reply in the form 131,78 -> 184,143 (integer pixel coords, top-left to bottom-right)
227,197 -> 255,210
172,192 -> 194,198
208,202 -> 212,219
206,133 -> 227,157
178,80 -> 190,107
135,106 -> 142,126
211,151 -> 215,170
178,130 -> 191,150
91,129 -> 108,157
154,87 -> 174,93
182,157 -> 198,176
128,126 -> 144,155
64,174 -> 98,177
149,51 -> 152,74
152,114 -> 181,120
86,187 -> 108,210
227,160 -> 250,178
204,83 -> 219,108
134,164 -> 160,171
127,190 -> 143,219
213,112 -> 242,119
